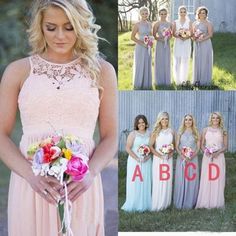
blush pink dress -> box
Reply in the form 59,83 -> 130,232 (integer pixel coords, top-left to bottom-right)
196,127 -> 225,209
8,54 -> 104,236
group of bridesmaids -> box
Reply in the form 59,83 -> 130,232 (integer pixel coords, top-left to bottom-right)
132,5 -> 213,89
121,112 -> 227,212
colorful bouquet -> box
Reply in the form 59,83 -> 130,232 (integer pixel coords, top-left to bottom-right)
159,143 -> 174,160
144,35 -> 154,55
137,144 -> 150,159
194,29 -> 204,40
177,28 -> 191,39
204,144 -> 218,162
181,146 -> 194,165
27,135 -> 89,234
162,27 -> 172,47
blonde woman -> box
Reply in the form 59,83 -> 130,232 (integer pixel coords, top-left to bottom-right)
174,114 -> 200,209
149,112 -> 174,211
0,1 -> 117,235
192,6 -> 213,86
196,112 -> 227,209
173,6 -> 192,85
131,7 -> 152,90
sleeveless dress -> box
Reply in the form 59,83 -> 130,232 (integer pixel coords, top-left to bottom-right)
152,128 -> 173,211
173,19 -> 191,85
8,54 -> 104,236
154,21 -> 171,86
193,21 -> 213,85
121,130 -> 152,212
196,127 -> 225,209
133,21 -> 152,90
174,130 -> 199,209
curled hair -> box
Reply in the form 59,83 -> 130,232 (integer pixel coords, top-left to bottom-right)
152,112 -> 170,137
195,6 -> 208,20
139,6 -> 149,15
178,114 -> 199,142
133,114 -> 149,130
208,112 -> 226,134
27,0 -> 102,87
158,8 -> 168,15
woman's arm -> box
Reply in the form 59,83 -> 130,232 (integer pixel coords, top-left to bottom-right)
192,136 -> 200,159
0,59 -> 60,204
67,60 -> 118,201
125,131 -> 140,162
175,133 -> 182,156
213,131 -> 228,159
131,23 -> 145,46
153,22 -> 163,42
149,133 -> 162,158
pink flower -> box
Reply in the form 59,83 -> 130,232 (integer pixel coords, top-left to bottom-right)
66,156 -> 89,181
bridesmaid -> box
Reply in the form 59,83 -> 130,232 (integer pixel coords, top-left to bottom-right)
153,8 -> 172,86
173,6 -> 192,85
192,6 -> 213,86
149,112 -> 174,211
196,112 -> 228,209
121,115 -> 152,212
131,7 -> 152,90
174,114 -> 200,209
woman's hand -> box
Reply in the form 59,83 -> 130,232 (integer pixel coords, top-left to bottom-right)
26,174 -> 61,204
62,172 -> 95,202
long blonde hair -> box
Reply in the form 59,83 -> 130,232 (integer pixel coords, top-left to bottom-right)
152,111 -> 170,137
27,0 -> 102,86
208,112 -> 226,134
178,114 -> 199,141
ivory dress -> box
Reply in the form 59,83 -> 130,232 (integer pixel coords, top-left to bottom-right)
152,128 -> 173,211
173,19 -> 191,85
8,54 -> 104,236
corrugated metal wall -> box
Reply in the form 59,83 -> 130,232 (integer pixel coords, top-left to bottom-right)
119,91 -> 236,152
171,0 -> 236,32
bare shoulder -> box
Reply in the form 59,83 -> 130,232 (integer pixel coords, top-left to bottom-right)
202,127 -> 208,134
1,57 -> 30,87
99,59 -> 117,89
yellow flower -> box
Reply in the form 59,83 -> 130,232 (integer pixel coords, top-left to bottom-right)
63,148 -> 72,160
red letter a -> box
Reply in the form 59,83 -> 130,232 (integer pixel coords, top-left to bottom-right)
132,165 -> 143,182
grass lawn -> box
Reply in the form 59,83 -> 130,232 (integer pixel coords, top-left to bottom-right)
118,32 -> 236,90
119,151 -> 236,232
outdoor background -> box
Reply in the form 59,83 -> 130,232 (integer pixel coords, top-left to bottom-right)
118,0 -> 236,90
118,90 -> 236,232
0,0 -> 118,236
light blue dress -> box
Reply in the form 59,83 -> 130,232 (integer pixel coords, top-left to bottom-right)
174,130 -> 199,209
121,130 -> 152,212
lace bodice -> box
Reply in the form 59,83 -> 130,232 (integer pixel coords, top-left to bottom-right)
178,130 -> 197,150
18,54 -> 100,141
138,21 -> 152,41
194,21 -> 209,36
205,127 -> 224,149
155,128 -> 173,151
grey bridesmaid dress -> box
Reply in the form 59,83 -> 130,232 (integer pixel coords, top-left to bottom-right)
133,21 -> 152,90
154,21 -> 171,86
193,21 -> 213,86
174,130 -> 199,209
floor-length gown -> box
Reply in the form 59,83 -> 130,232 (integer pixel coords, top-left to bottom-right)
133,21 -> 152,90
196,127 -> 225,209
193,21 -> 213,85
122,130 -> 152,212
174,130 -> 199,209
154,21 -> 171,86
152,128 -> 173,211
173,19 -> 191,85
8,54 -> 104,236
